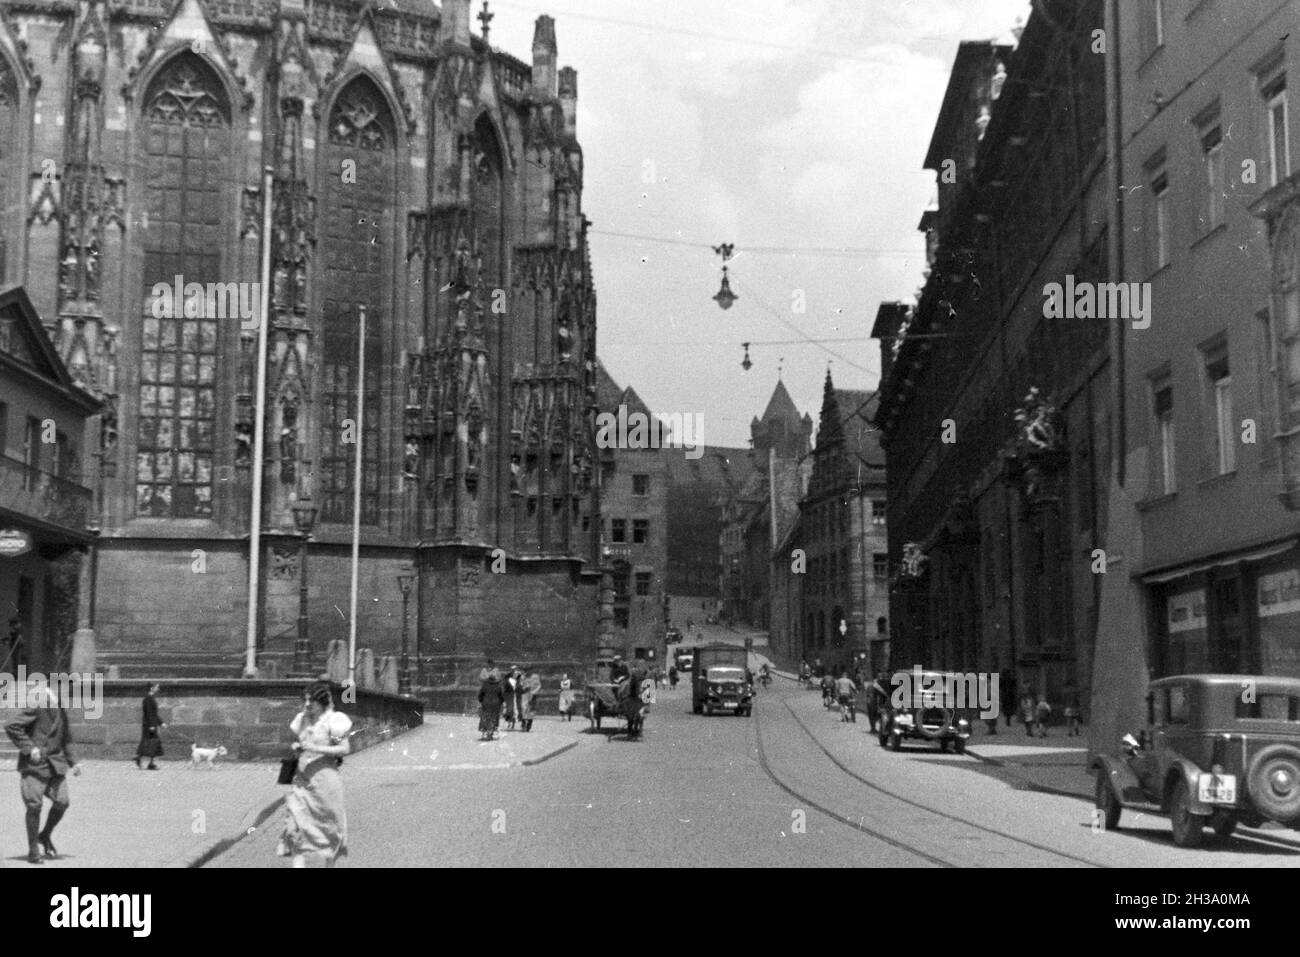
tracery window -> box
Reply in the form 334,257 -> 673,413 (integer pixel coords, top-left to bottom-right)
0,57 -> 20,284
136,55 -> 229,518
319,77 -> 393,524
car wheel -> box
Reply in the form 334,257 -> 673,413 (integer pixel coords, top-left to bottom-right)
1094,772 -> 1121,830
692,702 -> 702,715
888,731 -> 901,751
1246,744 -> 1300,826
878,730 -> 889,748
953,737 -> 966,755
939,739 -> 950,753
1212,816 -> 1237,838
1170,778 -> 1207,848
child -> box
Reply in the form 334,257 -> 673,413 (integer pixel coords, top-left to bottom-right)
1034,696 -> 1052,738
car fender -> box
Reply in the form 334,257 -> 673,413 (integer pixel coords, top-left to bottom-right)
1163,760 -> 1215,816
1092,754 -> 1145,806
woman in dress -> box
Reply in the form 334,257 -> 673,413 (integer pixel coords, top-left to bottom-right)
520,669 -> 542,732
557,673 -> 575,722
478,671 -> 505,740
134,683 -> 165,770
279,680 -> 352,868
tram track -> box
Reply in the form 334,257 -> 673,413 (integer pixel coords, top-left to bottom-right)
752,683 -> 1108,867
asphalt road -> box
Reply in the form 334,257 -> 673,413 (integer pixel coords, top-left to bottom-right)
210,679 -> 1300,867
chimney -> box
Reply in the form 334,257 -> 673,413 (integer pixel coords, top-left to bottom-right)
444,0 -> 471,46
532,15 -> 557,97
558,66 -> 577,137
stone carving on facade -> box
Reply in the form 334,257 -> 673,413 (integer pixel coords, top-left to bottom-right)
900,542 -> 928,581
1007,386 -> 1066,500
270,545 -> 298,579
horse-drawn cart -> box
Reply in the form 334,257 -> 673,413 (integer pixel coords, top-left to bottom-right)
587,659 -> 654,736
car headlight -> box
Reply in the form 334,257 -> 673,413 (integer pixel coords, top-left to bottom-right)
957,719 -> 970,730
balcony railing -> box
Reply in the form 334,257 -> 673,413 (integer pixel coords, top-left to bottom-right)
0,456 -> 93,532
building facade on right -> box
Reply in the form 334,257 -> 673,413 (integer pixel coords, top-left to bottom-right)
1117,0 -> 1298,683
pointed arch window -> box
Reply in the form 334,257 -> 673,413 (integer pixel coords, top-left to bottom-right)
0,56 -> 19,285
319,77 -> 393,525
136,54 -> 230,518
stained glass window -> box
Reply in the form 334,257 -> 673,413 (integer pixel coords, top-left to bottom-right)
136,55 -> 228,518
319,77 -> 392,525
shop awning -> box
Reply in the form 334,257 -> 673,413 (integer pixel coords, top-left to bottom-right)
1140,539 -> 1298,585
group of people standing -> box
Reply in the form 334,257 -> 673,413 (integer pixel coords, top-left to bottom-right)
476,661 -> 546,740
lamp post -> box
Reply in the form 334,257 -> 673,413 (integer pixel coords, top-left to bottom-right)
397,564 -> 416,696
291,498 -> 318,674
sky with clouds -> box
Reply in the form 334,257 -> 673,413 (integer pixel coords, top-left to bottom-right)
487,0 -> 1031,448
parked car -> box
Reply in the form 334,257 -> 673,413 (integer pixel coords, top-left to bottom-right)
666,628 -> 683,644
1093,674 -> 1300,848
878,670 -> 971,753
674,648 -> 695,674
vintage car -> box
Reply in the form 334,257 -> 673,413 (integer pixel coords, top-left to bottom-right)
1093,674 -> 1300,847
699,665 -> 754,716
878,670 -> 971,753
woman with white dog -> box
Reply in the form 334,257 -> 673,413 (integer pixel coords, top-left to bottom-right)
279,681 -> 351,868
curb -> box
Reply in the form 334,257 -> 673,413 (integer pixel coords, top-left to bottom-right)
520,739 -> 580,766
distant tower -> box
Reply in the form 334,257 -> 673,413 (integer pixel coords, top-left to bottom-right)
751,380 -> 811,459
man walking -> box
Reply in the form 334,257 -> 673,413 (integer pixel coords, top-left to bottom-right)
6,684 -> 81,864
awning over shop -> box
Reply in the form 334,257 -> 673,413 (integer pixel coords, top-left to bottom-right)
1140,539 -> 1298,585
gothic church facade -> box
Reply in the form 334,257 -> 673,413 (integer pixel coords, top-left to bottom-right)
0,0 -> 601,673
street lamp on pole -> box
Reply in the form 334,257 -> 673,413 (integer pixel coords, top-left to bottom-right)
291,497 -> 318,675
397,564 -> 416,696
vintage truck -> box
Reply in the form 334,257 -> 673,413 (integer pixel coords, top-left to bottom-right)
692,643 -> 754,716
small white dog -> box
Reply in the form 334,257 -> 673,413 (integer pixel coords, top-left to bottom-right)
189,744 -> 229,768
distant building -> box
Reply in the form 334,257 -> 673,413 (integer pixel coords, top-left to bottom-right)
0,287 -> 100,672
794,373 -> 888,673
594,361 -> 669,664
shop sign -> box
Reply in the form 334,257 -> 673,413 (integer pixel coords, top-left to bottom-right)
0,529 -> 32,558
1258,569 -> 1300,618
1167,589 -> 1206,634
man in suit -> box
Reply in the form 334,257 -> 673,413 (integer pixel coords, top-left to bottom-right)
5,683 -> 81,864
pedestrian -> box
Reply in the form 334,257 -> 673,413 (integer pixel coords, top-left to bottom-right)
503,668 -> 520,729
278,680 -> 352,868
834,671 -> 858,722
1035,695 -> 1052,738
1001,670 -> 1017,728
1064,688 -> 1082,736
557,673 -> 575,722
134,682 -> 165,770
1020,691 -> 1036,737
520,668 -> 541,732
6,683 -> 80,864
3,617 -> 24,671
478,656 -> 501,682
668,665 -> 678,689
820,672 -> 835,708
479,671 -> 505,738
867,672 -> 889,733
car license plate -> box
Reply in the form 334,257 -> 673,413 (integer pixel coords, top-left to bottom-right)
1198,773 -> 1236,804
722,702 -> 737,708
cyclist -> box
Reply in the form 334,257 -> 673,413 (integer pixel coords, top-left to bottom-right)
834,671 -> 858,722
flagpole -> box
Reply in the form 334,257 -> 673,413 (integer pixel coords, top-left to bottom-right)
244,165 -> 274,679
347,303 -> 366,689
